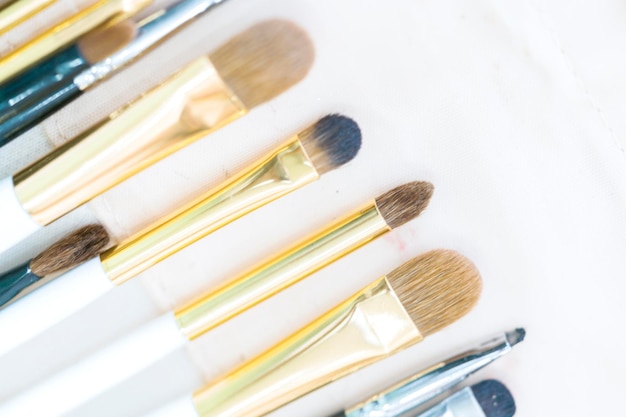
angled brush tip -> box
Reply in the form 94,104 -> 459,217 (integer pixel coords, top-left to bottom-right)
471,380 -> 516,417
386,249 -> 482,337
79,20 -> 138,63
210,19 -> 315,108
298,114 -> 362,174
506,328 -> 526,347
375,181 -> 434,229
30,225 -> 110,277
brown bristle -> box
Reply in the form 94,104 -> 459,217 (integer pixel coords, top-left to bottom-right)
375,182 -> 434,229
30,225 -> 110,277
386,249 -> 482,337
78,20 -> 138,63
209,19 -> 315,109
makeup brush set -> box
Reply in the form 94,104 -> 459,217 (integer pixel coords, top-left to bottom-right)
0,1 -> 526,416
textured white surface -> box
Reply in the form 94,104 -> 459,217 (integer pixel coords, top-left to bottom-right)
0,0 -> 625,417
143,395 -> 198,417
0,176 -> 41,254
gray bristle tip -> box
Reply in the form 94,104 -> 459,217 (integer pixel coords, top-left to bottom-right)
471,380 -> 516,417
506,328 -> 526,347
312,114 -> 362,166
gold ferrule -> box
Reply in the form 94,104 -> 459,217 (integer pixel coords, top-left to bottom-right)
100,138 -> 319,285
191,277 -> 423,417
0,0 -> 56,35
174,204 -> 390,340
13,57 -> 245,225
0,0 -> 151,84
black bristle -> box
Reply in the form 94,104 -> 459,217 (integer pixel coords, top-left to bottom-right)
312,114 -> 361,166
505,328 -> 526,347
471,380 -> 516,417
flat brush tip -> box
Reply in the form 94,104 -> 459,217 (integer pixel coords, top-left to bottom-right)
506,328 -> 526,347
375,181 -> 434,229
299,114 -> 362,174
471,380 -> 516,417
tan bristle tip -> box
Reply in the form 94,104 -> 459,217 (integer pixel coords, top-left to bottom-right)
375,181 -> 434,229
30,225 -> 110,277
386,249 -> 482,337
209,19 -> 315,108
79,20 -> 138,63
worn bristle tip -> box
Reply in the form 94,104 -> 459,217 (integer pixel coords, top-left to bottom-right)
299,114 -> 361,174
471,380 -> 516,417
506,328 -> 526,347
210,19 -> 315,108
375,182 -> 434,229
30,225 -> 110,277
386,249 -> 482,337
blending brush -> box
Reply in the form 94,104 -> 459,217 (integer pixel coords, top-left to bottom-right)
0,182 -> 433,417
0,19 -> 315,252
413,380 -> 516,417
0,0 -> 231,146
0,0 -> 56,35
328,328 -> 525,417
134,249 -> 482,417
0,224 -> 109,309
0,114 -> 361,357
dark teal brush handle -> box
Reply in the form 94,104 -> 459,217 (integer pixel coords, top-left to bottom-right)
0,262 -> 40,308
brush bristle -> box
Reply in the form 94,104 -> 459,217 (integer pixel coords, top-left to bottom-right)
209,19 -> 315,109
386,249 -> 482,337
30,225 -> 110,277
298,114 -> 362,174
375,182 -> 434,229
471,380 -> 516,417
506,328 -> 525,347
79,20 -> 138,63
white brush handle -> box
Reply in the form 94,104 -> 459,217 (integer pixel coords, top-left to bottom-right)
142,395 -> 199,417
0,176 -> 41,254
0,313 -> 187,417
0,257 -> 113,357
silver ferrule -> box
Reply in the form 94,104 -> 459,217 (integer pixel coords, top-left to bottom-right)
73,0 -> 225,89
415,387 -> 484,417
345,332 -> 513,417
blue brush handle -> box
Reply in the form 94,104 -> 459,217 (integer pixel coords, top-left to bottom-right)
0,262 -> 40,309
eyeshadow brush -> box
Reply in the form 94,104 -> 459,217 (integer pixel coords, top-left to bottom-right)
0,0 -> 55,35
0,114 -> 361,357
0,19 -> 315,253
0,182 -> 432,417
0,224 -> 109,309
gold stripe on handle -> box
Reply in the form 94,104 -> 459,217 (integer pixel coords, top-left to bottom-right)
174,204 -> 390,340
100,139 -> 319,285
191,277 -> 423,417
0,0 -> 152,84
0,0 -> 56,35
14,57 -> 245,225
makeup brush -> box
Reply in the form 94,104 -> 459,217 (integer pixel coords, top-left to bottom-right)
329,328 -> 525,417
0,182 -> 432,417
0,224 -> 109,309
414,380 -> 516,417
135,249 -> 482,417
0,0 -> 152,85
0,114 -> 360,357
0,0 -> 55,35
0,19 -> 315,253
0,0 -> 230,146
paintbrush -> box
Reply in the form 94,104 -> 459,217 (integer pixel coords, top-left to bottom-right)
0,0 -> 55,35
0,19 -> 315,253
413,380 -> 516,417
0,224 -> 109,309
0,0 -> 231,145
0,0 -> 152,85
132,249 -> 482,417
0,182 -> 433,417
0,114 -> 361,357
329,328 -> 525,417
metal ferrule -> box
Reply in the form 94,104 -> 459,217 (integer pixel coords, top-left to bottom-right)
415,387 -> 484,417
0,0 -> 56,36
344,332 -> 514,417
174,204 -> 390,340
100,138 -> 319,285
13,57 -> 245,225
74,0 -> 226,90
0,0 -> 152,84
191,277 -> 423,417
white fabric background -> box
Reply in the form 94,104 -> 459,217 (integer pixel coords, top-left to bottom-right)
0,0 -> 625,416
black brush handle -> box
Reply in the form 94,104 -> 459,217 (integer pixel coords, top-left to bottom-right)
0,262 -> 41,308
326,411 -> 346,417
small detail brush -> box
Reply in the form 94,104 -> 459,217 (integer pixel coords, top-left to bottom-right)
330,328 -> 525,417
0,182 -> 432,417
414,380 -> 516,417
0,225 -> 109,309
0,0 -> 230,146
0,0 -> 56,36
0,19 -> 315,253
0,114 -> 360,358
